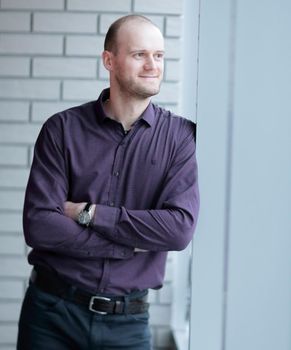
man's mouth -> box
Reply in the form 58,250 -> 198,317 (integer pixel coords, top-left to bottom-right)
139,75 -> 158,78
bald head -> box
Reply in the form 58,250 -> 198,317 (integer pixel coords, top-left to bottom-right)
104,15 -> 162,54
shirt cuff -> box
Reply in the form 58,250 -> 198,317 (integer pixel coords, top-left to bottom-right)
92,204 -> 119,235
92,204 -> 133,259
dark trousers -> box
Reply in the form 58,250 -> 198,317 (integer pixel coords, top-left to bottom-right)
17,283 -> 151,350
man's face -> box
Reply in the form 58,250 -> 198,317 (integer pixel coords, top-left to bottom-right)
108,21 -> 165,99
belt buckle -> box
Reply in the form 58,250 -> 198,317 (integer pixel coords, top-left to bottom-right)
89,296 -> 111,315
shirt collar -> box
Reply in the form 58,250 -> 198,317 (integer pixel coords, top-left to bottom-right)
96,88 -> 155,127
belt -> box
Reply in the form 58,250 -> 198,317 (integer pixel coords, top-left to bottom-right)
30,266 -> 149,315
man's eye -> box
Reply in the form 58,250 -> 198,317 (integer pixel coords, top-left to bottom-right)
155,53 -> 164,60
135,53 -> 144,58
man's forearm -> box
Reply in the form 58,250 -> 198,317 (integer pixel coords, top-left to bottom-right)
91,204 -> 198,252
23,198 -> 133,260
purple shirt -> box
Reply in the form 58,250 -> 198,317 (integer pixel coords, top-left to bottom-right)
23,88 -> 199,295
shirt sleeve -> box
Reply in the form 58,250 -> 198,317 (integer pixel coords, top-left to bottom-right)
23,117 -> 133,260
91,121 -> 199,252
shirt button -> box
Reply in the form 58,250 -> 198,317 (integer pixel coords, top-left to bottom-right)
114,171 -> 119,177
109,202 -> 115,207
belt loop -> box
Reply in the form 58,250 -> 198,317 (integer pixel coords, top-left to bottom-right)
124,295 -> 129,315
114,300 -> 124,314
67,285 -> 76,300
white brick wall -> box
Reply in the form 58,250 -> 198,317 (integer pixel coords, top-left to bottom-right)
32,57 -> 97,78
33,12 -> 98,33
0,12 -> 31,32
66,35 -> 104,56
1,0 -> 65,10
134,0 -> 183,14
67,0 -> 131,12
0,147 -> 28,166
0,2 -> 184,348
0,57 -> 30,77
0,101 -> 30,121
0,34 -> 64,55
0,80 -> 60,99
0,281 -> 24,299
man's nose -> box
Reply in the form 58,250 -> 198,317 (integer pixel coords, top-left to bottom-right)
144,55 -> 156,70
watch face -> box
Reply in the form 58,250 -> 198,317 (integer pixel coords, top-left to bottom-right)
78,211 -> 90,225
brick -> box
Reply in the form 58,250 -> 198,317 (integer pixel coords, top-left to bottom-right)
0,281 -> 23,299
0,169 -> 29,189
154,82 -> 179,104
0,79 -> 60,99
166,16 -> 182,37
67,0 -> 131,12
33,57 -> 97,78
0,190 -> 25,210
0,302 -> 22,322
134,0 -> 183,14
0,57 -> 30,77
0,34 -> 63,55
0,236 -> 25,255
0,214 -> 22,233
32,101 -> 80,122
165,38 -> 182,59
0,147 -> 28,166
66,35 -> 104,56
0,257 -> 30,277
0,101 -> 29,121
33,12 -> 97,33
0,325 -> 18,344
150,305 -> 171,326
165,60 -> 180,81
0,12 -> 30,32
0,124 -> 41,144
99,14 -> 164,35
63,80 -> 108,101
1,0 -> 64,10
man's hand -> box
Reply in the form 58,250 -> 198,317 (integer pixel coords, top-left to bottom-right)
64,201 -> 96,223
64,201 -> 86,221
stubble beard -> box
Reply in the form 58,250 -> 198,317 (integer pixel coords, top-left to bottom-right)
115,74 -> 161,100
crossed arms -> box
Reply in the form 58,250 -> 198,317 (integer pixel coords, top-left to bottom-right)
23,118 -> 199,260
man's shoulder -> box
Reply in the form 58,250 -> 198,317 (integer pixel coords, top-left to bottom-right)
42,100 -> 96,128
154,104 -> 197,141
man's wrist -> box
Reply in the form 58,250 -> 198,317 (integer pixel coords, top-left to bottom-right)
77,203 -> 96,227
90,204 -> 96,225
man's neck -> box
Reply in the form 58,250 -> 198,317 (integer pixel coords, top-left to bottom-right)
104,90 -> 151,131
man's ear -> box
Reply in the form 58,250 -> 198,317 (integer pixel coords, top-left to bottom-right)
102,50 -> 114,71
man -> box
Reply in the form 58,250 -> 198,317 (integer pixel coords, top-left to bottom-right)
17,14 -> 199,350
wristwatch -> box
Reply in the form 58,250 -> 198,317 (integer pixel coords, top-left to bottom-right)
77,203 -> 93,227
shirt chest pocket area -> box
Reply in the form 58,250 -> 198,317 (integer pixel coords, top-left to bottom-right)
70,170 -> 110,201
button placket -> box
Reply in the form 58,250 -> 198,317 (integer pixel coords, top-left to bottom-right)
108,140 -> 125,208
